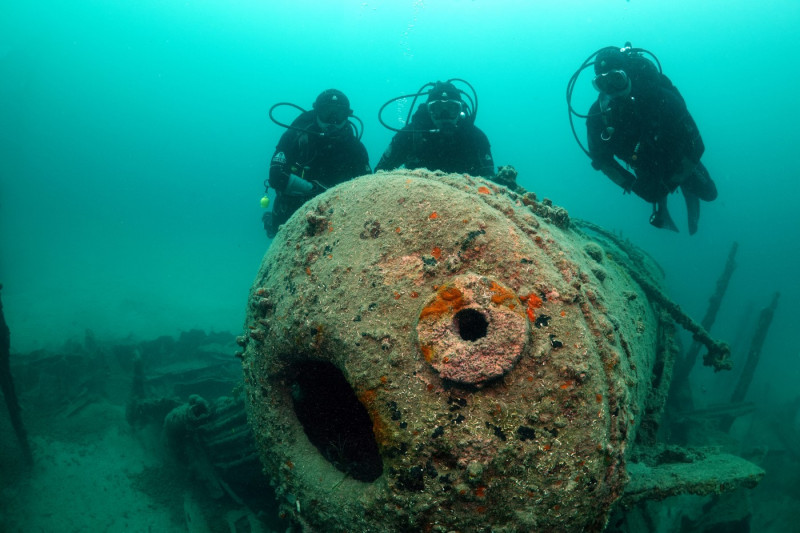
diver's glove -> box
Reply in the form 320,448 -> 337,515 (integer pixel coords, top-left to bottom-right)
601,165 -> 636,194
620,169 -> 637,194
262,211 -> 277,239
284,174 -> 315,197
622,178 -> 634,195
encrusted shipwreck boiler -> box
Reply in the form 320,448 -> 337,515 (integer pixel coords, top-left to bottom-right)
238,170 -> 751,532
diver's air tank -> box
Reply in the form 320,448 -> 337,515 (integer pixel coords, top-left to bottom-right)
240,170 -> 667,532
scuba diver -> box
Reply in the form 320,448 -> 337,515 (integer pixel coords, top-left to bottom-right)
567,43 -> 717,234
262,89 -> 371,238
375,79 -> 495,178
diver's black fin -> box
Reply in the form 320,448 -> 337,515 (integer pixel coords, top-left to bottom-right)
649,199 -> 679,232
683,187 -> 700,235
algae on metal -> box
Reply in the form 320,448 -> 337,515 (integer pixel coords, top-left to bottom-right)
240,169 -> 671,532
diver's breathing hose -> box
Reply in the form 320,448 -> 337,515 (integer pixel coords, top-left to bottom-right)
377,78 -> 479,133
268,102 -> 364,141
268,102 -> 307,131
377,92 -> 429,133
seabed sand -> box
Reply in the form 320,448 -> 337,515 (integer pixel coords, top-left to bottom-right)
0,331 -> 280,533
0,402 -> 180,532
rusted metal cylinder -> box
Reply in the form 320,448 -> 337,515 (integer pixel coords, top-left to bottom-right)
241,170 -> 664,532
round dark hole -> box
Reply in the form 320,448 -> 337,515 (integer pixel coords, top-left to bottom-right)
289,361 -> 383,482
454,308 -> 488,341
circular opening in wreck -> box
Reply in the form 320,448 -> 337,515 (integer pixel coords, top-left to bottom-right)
289,361 -> 383,482
453,308 -> 489,341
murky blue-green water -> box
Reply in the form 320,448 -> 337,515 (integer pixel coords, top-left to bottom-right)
2,1 -> 798,531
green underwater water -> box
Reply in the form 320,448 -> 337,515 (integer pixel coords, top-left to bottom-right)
1,1 -> 799,531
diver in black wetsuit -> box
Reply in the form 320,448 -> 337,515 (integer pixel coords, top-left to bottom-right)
375,79 -> 495,178
262,89 -> 371,238
568,44 -> 717,234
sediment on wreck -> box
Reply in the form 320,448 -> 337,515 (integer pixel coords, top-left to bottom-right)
238,170 -> 710,532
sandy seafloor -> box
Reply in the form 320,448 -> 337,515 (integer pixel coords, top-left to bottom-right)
0,335 -> 285,533
1,403 -> 181,532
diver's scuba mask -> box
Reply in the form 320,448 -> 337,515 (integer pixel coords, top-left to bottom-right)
316,106 -> 351,134
316,116 -> 348,134
427,99 -> 465,129
592,69 -> 631,99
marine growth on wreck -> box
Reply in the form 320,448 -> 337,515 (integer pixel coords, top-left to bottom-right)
238,169 -> 687,532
